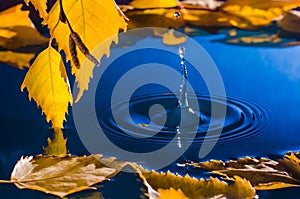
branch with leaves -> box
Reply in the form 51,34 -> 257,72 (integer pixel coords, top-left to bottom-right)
18,0 -> 128,156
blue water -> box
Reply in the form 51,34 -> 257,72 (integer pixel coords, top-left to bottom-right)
1,33 -> 300,198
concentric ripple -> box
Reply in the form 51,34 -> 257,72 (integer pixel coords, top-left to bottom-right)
97,93 -> 271,153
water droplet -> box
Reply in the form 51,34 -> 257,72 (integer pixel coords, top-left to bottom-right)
174,11 -> 180,18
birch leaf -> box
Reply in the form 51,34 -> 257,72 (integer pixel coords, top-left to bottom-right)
21,46 -> 72,129
41,0 -> 127,102
0,4 -> 48,49
278,10 -> 300,35
190,153 -> 300,190
129,0 -> 179,9
10,155 -> 128,198
0,51 -> 35,69
126,8 -> 185,29
24,0 -> 48,19
157,188 -> 189,199
153,29 -> 187,45
137,169 -> 256,199
220,0 -> 300,28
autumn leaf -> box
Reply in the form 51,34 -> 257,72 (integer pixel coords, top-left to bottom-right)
126,8 -> 185,29
190,153 -> 300,190
24,0 -> 48,19
153,29 -> 187,45
0,4 -> 48,49
220,0 -> 300,28
10,155 -> 128,198
38,0 -> 127,102
21,46 -> 72,129
157,188 -> 189,199
181,0 -> 224,10
136,168 -> 256,199
129,0 -> 179,9
183,9 -> 233,27
278,10 -> 300,36
0,51 -> 35,69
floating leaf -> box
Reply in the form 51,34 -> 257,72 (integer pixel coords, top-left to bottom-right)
225,33 -> 282,45
153,29 -> 187,45
137,169 -> 256,199
0,51 -> 35,69
183,9 -> 233,27
278,10 -> 300,37
40,0 -> 127,102
125,8 -> 185,29
220,0 -> 300,28
10,155 -> 128,198
0,4 -> 48,49
21,46 -> 72,129
157,188 -> 189,199
190,153 -> 300,190
181,0 -> 224,10
129,0 -> 179,9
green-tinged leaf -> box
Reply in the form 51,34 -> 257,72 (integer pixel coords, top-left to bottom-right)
44,128 -> 67,157
10,155 -> 128,198
21,46 -> 72,129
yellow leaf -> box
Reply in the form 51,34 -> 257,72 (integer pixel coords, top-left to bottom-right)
129,0 -> 179,9
0,51 -> 35,69
21,46 -> 72,129
125,8 -> 185,29
0,4 -> 32,27
24,0 -> 48,19
226,34 -> 282,44
137,169 -> 256,199
10,155 -> 128,198
44,128 -> 67,157
191,153 -> 300,190
158,188 -> 188,199
181,0 -> 223,10
42,0 -> 127,101
153,29 -> 187,45
0,4 -> 48,49
220,0 -> 300,28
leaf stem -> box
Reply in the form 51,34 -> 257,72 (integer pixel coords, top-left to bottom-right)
59,0 -> 74,33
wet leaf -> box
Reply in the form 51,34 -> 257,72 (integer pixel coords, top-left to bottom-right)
44,128 -> 67,157
39,0 -> 127,102
21,46 -> 72,129
182,0 -> 224,10
10,155 -> 128,198
137,168 -> 256,199
0,4 -> 48,49
278,10 -> 300,37
220,0 -> 300,28
183,9 -> 233,27
125,8 -> 185,29
153,29 -> 187,45
129,0 -> 179,9
0,51 -> 35,69
157,188 -> 189,199
225,33 -> 282,45
190,153 -> 300,190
